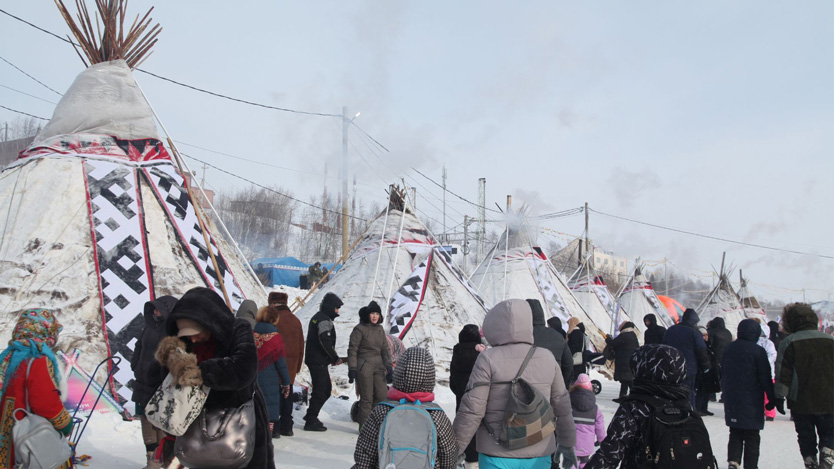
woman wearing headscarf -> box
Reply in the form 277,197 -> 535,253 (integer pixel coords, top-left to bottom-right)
0,309 -> 73,468
253,306 -> 291,438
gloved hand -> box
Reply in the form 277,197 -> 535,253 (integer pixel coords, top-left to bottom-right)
555,444 -> 577,469
766,397 -> 785,415
281,385 -> 291,398
156,336 -> 203,386
385,365 -> 394,384
348,370 -> 357,384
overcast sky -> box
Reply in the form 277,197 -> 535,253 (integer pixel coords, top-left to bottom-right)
2,1 -> 832,303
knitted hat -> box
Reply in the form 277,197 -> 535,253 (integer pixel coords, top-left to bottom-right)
367,300 -> 382,315
268,291 -> 288,305
574,373 -> 593,391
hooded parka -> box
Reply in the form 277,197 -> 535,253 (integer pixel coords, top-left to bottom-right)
528,299 -> 573,386
166,287 -> 274,469
348,304 -> 392,425
775,304 -> 834,414
721,319 -> 776,430
706,317 -> 732,371
662,308 -> 710,379
642,314 -> 666,345
130,295 -> 178,409
453,299 -> 576,461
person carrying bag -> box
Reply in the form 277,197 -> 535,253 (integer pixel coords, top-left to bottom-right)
157,288 -> 274,469
0,309 -> 74,469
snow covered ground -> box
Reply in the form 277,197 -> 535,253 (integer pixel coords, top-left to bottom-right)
75,368 -> 805,468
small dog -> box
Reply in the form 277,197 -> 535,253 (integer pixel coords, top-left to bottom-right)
155,336 -> 203,387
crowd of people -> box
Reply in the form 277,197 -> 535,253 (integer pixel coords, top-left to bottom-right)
0,291 -> 831,469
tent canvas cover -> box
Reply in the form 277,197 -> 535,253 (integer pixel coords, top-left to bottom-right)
617,264 -> 677,332
293,207 -> 488,378
468,218 -> 610,355
0,58 -> 265,412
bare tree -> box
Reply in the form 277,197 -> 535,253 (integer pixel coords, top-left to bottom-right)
214,186 -> 296,260
1,117 -> 41,142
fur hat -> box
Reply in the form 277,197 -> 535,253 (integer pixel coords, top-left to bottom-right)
268,291 -> 288,305
574,373 -> 593,391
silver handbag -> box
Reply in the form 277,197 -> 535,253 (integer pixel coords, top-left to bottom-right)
174,398 -> 256,469
12,359 -> 73,469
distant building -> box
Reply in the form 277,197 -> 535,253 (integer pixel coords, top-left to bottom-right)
183,171 -> 214,209
550,238 -> 628,282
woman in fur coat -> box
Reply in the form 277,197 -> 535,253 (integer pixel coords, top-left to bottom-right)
156,287 -> 274,469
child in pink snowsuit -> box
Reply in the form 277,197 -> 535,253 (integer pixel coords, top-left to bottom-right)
570,374 -> 606,468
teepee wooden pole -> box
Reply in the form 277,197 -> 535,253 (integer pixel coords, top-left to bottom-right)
166,137 -> 233,311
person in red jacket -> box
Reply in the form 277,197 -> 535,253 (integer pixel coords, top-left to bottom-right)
0,308 -> 74,468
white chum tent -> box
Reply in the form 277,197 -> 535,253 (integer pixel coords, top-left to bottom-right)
293,203 -> 488,377
0,10 -> 265,412
617,264 -> 677,333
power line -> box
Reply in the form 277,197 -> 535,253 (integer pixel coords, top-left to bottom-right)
0,83 -> 59,105
0,56 -> 63,96
0,105 -> 48,121
352,122 -> 389,153
181,152 -> 367,222
588,207 -> 834,260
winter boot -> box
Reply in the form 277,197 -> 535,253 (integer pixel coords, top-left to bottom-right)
820,447 -> 834,469
805,455 -> 819,469
728,461 -> 740,469
144,451 -> 162,469
304,418 -> 327,432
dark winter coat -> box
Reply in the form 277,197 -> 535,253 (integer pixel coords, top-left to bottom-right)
662,309 -> 710,379
253,322 -> 291,422
568,323 -> 588,379
166,287 -> 274,469
604,324 -> 640,382
528,299 -> 573,386
585,344 -> 691,469
305,292 -> 343,367
547,317 -> 567,339
775,304 -> 834,414
707,317 -> 733,370
449,324 -> 482,402
642,314 -> 666,345
235,299 -> 257,328
352,347 -> 458,469
274,303 -> 304,384
130,295 -> 177,408
767,321 -> 785,350
721,319 -> 775,430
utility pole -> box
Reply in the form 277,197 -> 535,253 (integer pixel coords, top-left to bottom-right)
341,106 -> 349,259
478,178 -> 486,263
463,215 -> 469,272
442,165 -> 447,242
584,202 -> 590,265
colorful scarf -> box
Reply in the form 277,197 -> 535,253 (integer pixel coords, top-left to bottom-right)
253,332 -> 285,372
0,308 -> 63,396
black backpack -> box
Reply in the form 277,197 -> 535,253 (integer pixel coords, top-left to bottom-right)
621,394 -> 717,468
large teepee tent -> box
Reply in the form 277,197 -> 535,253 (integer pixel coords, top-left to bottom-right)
696,254 -> 746,339
567,260 -> 636,340
293,192 -> 488,376
737,270 -> 767,323
0,1 -> 265,412
468,219 -> 610,354
617,263 -> 677,332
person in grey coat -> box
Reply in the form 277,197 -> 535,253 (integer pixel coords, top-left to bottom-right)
528,299 -> 573,387
347,301 -> 393,427
453,299 -> 577,468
